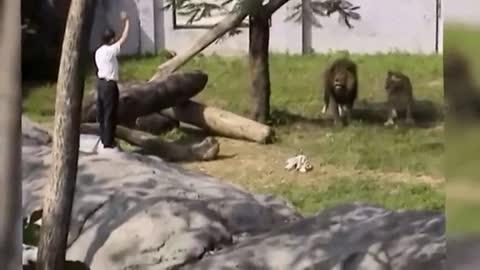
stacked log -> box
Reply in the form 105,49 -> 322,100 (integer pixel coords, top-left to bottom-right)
80,70 -> 275,162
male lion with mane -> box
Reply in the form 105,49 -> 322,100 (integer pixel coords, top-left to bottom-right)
321,57 -> 358,126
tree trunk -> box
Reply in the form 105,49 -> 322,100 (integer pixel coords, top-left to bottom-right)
80,123 -> 220,162
81,70 -> 208,124
248,10 -> 271,124
36,0 -> 95,269
0,0 -> 22,269
161,100 -> 275,144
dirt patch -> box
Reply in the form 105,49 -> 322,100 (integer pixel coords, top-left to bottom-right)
181,137 -> 444,191
38,122 -> 443,189
448,182 -> 480,203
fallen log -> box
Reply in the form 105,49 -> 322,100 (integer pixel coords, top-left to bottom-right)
161,100 -> 275,144
80,123 -> 220,162
81,70 -> 208,124
134,113 -> 180,135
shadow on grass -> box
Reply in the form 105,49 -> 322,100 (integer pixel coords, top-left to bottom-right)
270,99 -> 444,129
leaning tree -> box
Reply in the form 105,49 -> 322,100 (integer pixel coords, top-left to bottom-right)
159,0 -> 361,123
36,0 -> 96,269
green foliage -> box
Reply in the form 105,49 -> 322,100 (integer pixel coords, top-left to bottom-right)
162,0 -> 247,23
286,0 -> 360,28
22,209 -> 91,269
160,0 -> 361,39
23,209 -> 43,246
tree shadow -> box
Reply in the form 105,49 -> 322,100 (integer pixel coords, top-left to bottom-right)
184,203 -> 445,270
352,99 -> 444,128
24,260 -> 91,270
270,99 -> 444,129
270,108 -> 331,127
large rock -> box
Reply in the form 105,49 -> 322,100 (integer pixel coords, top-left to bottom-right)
447,237 -> 480,270
186,203 -> 445,270
21,118 -> 300,270
22,117 -> 446,270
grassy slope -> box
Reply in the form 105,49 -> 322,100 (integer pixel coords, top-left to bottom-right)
23,51 -> 445,216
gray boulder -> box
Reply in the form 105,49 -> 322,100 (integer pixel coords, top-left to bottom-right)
186,203 -> 445,270
21,118 -> 446,270
448,237 -> 480,270
22,118 -> 300,270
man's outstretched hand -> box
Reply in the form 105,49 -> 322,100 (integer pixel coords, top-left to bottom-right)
120,11 -> 128,21
117,11 -> 130,46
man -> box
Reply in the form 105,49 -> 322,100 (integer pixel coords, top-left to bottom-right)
94,11 -> 130,152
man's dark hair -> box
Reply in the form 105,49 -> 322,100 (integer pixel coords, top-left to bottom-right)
102,28 -> 116,45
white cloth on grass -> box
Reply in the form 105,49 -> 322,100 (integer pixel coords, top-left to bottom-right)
285,154 -> 313,173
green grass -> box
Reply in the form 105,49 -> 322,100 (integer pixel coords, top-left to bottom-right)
268,177 -> 444,215
280,123 -> 443,175
448,199 -> 480,234
189,53 -> 442,177
23,50 -> 444,215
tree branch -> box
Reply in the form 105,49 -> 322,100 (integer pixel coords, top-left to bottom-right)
150,8 -> 249,81
265,0 -> 291,16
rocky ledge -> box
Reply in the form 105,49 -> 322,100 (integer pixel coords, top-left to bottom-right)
22,118 -> 446,270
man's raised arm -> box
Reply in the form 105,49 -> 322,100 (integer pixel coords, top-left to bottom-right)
115,11 -> 130,47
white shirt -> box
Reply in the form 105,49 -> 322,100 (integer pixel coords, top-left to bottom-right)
95,42 -> 121,81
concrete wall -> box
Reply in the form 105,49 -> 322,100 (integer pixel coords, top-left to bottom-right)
444,0 -> 480,26
308,0 -> 440,54
89,0 -> 442,56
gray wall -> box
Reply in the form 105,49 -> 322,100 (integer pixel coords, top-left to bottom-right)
89,0 -> 443,56
308,0 -> 440,54
444,0 -> 480,26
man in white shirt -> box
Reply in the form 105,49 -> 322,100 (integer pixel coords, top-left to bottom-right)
94,12 -> 130,151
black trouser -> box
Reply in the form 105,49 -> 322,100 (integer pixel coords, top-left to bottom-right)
96,78 -> 119,148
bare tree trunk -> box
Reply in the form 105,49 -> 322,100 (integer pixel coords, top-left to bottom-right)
301,0 -> 312,54
0,0 -> 22,269
248,9 -> 271,124
36,0 -> 95,269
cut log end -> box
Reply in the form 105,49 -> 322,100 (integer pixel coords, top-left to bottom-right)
184,137 -> 220,162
